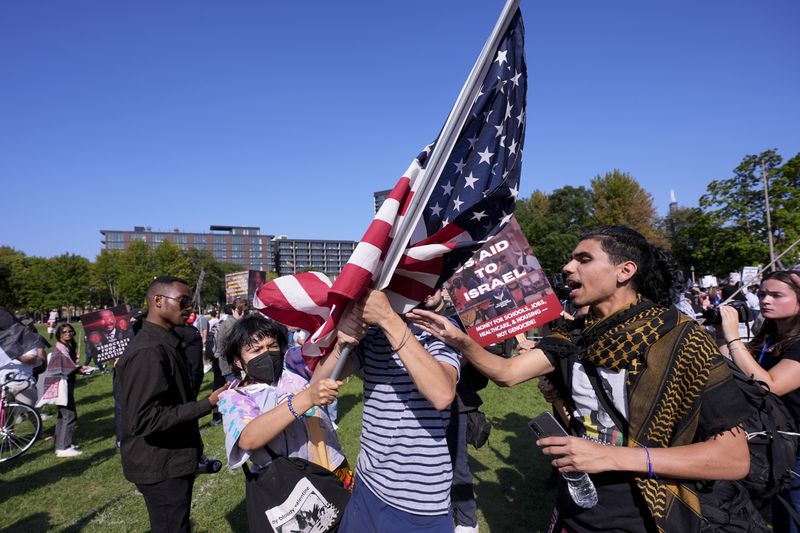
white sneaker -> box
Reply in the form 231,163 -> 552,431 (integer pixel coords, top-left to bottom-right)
203,363 -> 212,374
56,446 -> 84,458
454,526 -> 479,533
39,413 -> 53,421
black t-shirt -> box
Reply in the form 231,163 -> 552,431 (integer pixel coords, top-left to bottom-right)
557,364 -> 655,532
557,471 -> 656,532
763,340 -> 800,426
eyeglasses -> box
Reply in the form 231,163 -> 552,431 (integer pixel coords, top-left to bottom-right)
157,295 -> 193,309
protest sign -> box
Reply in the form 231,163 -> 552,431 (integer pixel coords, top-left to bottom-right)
700,275 -> 718,289
741,266 -> 760,286
226,270 -> 267,305
446,218 -> 562,346
225,271 -> 249,304
80,305 -> 133,363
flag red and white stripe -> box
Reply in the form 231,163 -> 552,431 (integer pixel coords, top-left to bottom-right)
255,2 -> 526,365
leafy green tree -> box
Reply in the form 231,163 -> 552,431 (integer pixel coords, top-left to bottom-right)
12,256 -> 53,318
666,207 -> 748,277
700,150 -> 780,236
770,152 -> 800,265
0,246 -> 24,309
153,241 -> 193,280
118,240 -> 155,307
185,249 -> 245,308
515,186 -> 592,274
699,149 -> 800,269
93,249 -> 125,306
590,170 -> 666,245
49,254 -> 91,319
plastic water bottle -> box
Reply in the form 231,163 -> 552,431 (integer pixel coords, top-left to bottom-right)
563,472 -> 598,508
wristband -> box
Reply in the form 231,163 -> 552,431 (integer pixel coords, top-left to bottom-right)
392,327 -> 411,353
286,393 -> 304,420
643,446 -> 655,478
726,338 -> 742,350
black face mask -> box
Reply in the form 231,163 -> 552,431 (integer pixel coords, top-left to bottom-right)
245,350 -> 284,384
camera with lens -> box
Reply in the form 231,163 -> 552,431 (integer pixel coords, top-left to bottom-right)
197,455 -> 222,474
548,273 -> 571,301
702,301 -> 751,325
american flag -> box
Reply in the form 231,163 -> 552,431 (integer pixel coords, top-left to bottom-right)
255,8 -> 526,360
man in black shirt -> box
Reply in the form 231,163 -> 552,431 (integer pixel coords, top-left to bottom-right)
116,276 -> 226,533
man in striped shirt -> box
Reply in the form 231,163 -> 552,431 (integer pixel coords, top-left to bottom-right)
315,288 -> 461,532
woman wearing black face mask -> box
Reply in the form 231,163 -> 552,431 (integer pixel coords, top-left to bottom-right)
216,315 -> 353,491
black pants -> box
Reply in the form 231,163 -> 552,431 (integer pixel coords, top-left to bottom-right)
136,474 -> 195,533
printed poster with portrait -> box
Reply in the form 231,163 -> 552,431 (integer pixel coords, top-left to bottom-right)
225,271 -> 249,304
248,270 -> 267,304
446,217 -> 563,346
226,270 -> 267,305
80,306 -> 133,363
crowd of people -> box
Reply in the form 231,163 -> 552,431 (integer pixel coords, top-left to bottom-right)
3,224 -> 800,533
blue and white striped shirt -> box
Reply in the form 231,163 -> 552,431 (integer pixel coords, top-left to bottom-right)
354,325 -> 461,516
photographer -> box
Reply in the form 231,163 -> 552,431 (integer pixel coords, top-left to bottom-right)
720,271 -> 800,532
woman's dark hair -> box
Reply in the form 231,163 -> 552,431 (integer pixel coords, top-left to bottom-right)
54,323 -> 77,352
750,270 -> 800,357
223,314 -> 289,369
579,226 -> 684,307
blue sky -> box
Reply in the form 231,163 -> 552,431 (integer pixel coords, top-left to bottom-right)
1,0 -> 798,260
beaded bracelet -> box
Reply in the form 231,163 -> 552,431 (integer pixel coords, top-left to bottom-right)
286,393 -> 304,420
643,446 -> 655,478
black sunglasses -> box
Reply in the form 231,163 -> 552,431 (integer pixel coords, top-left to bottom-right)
157,294 -> 193,309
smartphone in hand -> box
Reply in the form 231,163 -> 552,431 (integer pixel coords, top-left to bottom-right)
529,411 -> 569,441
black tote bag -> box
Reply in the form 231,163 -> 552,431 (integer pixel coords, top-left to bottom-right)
242,444 -> 350,533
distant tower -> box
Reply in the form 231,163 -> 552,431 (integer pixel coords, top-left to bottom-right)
668,190 -> 678,236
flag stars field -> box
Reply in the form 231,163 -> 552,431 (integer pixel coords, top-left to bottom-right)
478,147 -> 494,165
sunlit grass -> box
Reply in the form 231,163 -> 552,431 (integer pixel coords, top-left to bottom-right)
1,330 -> 554,532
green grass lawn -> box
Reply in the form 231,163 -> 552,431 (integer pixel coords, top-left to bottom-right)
1,325 -> 555,532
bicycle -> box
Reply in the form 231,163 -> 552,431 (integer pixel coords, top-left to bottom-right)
0,372 -> 42,463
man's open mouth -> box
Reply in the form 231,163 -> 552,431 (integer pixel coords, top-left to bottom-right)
566,279 -> 582,297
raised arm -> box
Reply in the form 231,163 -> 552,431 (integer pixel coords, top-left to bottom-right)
362,290 -> 457,410
719,305 -> 800,396
235,378 -> 341,452
407,308 -> 555,387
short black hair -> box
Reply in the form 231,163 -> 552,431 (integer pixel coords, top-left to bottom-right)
223,314 -> 288,368
580,226 -> 683,307
146,276 -> 189,301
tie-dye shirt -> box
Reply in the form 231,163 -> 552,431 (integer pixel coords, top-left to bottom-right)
218,361 -> 344,472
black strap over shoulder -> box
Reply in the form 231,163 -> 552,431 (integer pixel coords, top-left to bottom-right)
240,431 -> 286,480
